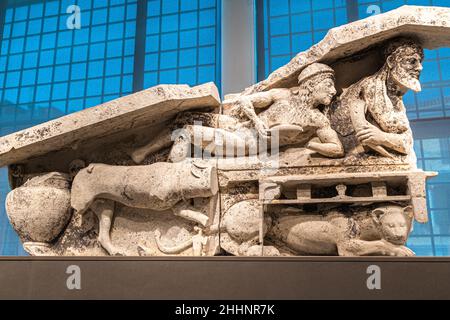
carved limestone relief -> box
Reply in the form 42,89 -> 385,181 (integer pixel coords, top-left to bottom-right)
334,38 -> 422,159
1,6 -> 449,256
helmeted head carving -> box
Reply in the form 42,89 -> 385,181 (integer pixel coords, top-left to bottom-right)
297,63 -> 337,106
371,205 -> 414,245
385,38 -> 424,93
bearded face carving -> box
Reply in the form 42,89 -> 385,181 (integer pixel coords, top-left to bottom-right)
386,40 -> 424,93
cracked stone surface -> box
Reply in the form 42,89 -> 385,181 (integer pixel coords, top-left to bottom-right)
2,5 -> 445,257
0,83 -> 221,167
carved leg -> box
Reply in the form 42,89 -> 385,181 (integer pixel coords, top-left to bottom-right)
168,125 -> 253,162
172,201 -> 209,226
90,199 -> 121,256
337,239 -> 415,257
168,133 -> 192,162
130,127 -> 173,164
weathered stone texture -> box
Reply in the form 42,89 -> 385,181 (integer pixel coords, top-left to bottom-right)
2,6 -> 446,257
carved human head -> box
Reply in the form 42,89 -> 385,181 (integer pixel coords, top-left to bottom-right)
385,38 -> 424,92
297,63 -> 337,106
371,205 -> 414,245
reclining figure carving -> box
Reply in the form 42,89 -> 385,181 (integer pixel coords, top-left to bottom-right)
71,161 -> 218,255
131,63 -> 344,163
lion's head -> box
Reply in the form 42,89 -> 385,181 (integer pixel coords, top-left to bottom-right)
371,205 -> 414,245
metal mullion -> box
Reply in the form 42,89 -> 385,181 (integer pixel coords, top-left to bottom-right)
2,7 -> 16,127
424,157 -> 445,254
428,197 -> 437,255
132,0 -> 146,92
435,50 -> 447,118
46,0 -> 63,117
332,0 -> 336,26
422,80 -> 450,88
413,90 -> 420,120
0,2 -> 11,253
13,31 -> 140,58
421,156 -> 450,161
62,1 -> 76,115
16,52 -> 134,71
176,63 -> 214,70
287,0 -> 292,59
6,19 -> 203,41
8,28 -> 63,41
6,12 -> 138,37
118,0 -> 129,95
160,62 -> 216,72
256,0 -> 265,82
156,0 -> 163,84
29,0 -> 47,123
195,0 -> 200,84
149,6 -> 198,17
158,25 -> 204,36
82,0 -> 95,108
345,0 -> 359,22
272,30 -> 314,38
158,42 -> 220,53
176,0 -> 180,84
269,5 -> 348,20
214,0 -> 221,90
409,234 -> 441,238
0,0 -> 8,54
309,0 -> 315,44
266,0 -> 272,75
14,2 -> 32,126
100,0 -> 111,101
0,2 -> 10,121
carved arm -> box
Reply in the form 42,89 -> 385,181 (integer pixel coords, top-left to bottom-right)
308,126 -> 345,158
223,91 -> 277,138
349,98 -> 400,157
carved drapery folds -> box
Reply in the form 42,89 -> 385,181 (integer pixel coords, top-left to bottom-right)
1,6 -> 449,256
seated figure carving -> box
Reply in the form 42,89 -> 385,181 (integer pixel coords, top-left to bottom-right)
338,38 -> 424,158
131,63 -> 344,163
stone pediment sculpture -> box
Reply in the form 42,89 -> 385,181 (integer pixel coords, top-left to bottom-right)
1,5 -> 448,256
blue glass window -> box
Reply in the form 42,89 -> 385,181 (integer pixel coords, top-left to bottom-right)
0,0 -> 140,255
143,0 -> 221,88
258,0 -> 349,78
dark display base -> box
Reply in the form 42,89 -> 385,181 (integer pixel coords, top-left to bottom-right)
0,257 -> 449,299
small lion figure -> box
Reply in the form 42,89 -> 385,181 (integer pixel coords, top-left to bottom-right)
269,204 -> 415,256
213,201 -> 416,257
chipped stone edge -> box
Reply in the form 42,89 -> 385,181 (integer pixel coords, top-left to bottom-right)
0,82 -> 221,167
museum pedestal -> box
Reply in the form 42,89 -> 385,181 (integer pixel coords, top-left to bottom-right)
0,257 -> 449,299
